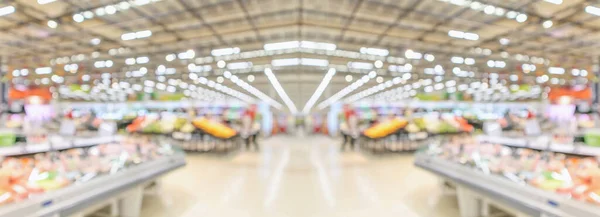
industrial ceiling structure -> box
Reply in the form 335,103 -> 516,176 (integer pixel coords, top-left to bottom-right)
0,0 -> 598,113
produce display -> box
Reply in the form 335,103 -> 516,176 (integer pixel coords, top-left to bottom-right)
363,118 -> 408,139
191,117 -> 237,139
425,136 -> 600,205
0,137 -> 174,205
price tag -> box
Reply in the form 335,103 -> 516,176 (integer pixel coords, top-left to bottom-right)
524,120 -> 542,136
59,120 -> 76,136
483,121 -> 502,136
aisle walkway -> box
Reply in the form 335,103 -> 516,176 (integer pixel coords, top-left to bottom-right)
141,135 -> 459,217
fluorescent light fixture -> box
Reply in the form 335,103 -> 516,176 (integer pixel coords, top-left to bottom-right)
544,0 -> 562,4
227,73 -> 282,109
265,68 -> 297,113
448,30 -> 479,40
318,75 -> 372,110
301,41 -> 336,51
0,6 -> 15,17
451,56 -> 464,64
178,49 -> 195,59
464,58 -> 475,65
360,47 -> 389,56
47,20 -> 58,28
424,54 -> 435,62
227,62 -> 253,70
125,58 -> 136,65
211,47 -> 240,56
35,67 -> 52,75
347,62 -> 374,70
301,58 -> 329,67
405,49 -> 422,59
121,30 -> 152,40
272,58 -> 300,67
549,67 -> 565,74
136,56 -> 149,64
264,41 -> 300,51
94,61 -> 106,68
516,14 -> 528,22
543,20 -> 553,29
586,6 -> 600,16
37,0 -> 56,4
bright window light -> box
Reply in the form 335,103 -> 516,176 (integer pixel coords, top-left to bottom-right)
211,47 -> 240,56
549,67 -> 565,74
264,41 -> 300,51
360,47 -> 389,56
265,68 -> 297,113
0,6 -> 15,17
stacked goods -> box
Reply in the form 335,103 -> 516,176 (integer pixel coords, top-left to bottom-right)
428,137 -> 600,205
363,118 -> 408,139
191,118 -> 237,139
0,138 -> 172,205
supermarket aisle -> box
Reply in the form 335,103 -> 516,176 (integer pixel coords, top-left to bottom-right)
141,135 -> 459,217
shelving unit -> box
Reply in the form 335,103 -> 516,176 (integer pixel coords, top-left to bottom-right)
0,153 -> 185,217
0,135 -> 123,156
477,135 -> 600,156
415,154 -> 599,217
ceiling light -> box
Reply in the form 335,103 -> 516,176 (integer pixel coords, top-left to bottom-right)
83,11 -> 94,19
47,20 -> 58,28
360,47 -> 389,56
73,13 -> 84,22
544,0 -> 562,4
506,11 -> 518,19
265,68 -> 297,113
549,67 -> 565,74
301,41 -> 336,51
499,38 -> 510,45
35,67 -> 52,75
368,71 -> 377,78
516,14 -> 528,23
247,74 -> 255,82
217,76 -> 224,83
211,47 -> 241,56
125,58 -> 135,65
376,76 -> 384,83
345,75 -> 353,82
37,0 -> 56,4
227,62 -> 253,70
451,56 -> 464,64
177,49 -> 195,59
0,6 -> 15,17
374,60 -> 384,68
217,60 -> 226,68
165,54 -> 176,62
348,61 -> 374,70
136,56 -> 149,64
264,41 -> 300,51
272,58 -> 300,67
121,30 -> 152,40
448,30 -> 479,40
424,54 -> 435,62
90,38 -> 101,45
483,5 -> 495,14
543,20 -> 553,28
586,6 -> 600,16
465,58 -> 475,65
303,68 -> 336,113
405,49 -> 422,59
301,58 -> 329,67
105,5 -> 117,15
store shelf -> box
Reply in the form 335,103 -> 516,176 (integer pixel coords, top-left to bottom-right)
476,135 -> 600,156
0,153 -> 185,217
0,135 -> 123,157
415,154 -> 600,217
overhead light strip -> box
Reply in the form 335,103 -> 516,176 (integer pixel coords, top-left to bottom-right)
302,68 -> 336,114
0,6 -> 15,17
264,68 -> 298,113
317,74 -> 372,110
225,72 -> 283,110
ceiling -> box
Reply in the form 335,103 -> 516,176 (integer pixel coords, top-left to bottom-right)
0,0 -> 598,113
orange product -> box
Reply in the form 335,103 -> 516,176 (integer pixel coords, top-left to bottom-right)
363,118 -> 408,139
191,118 -> 237,139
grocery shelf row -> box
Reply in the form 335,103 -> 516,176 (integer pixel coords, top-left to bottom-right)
477,135 -> 600,156
0,153 -> 185,217
415,154 -> 599,217
0,135 -> 122,156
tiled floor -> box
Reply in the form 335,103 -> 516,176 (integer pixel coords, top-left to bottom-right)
140,134 -> 460,217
